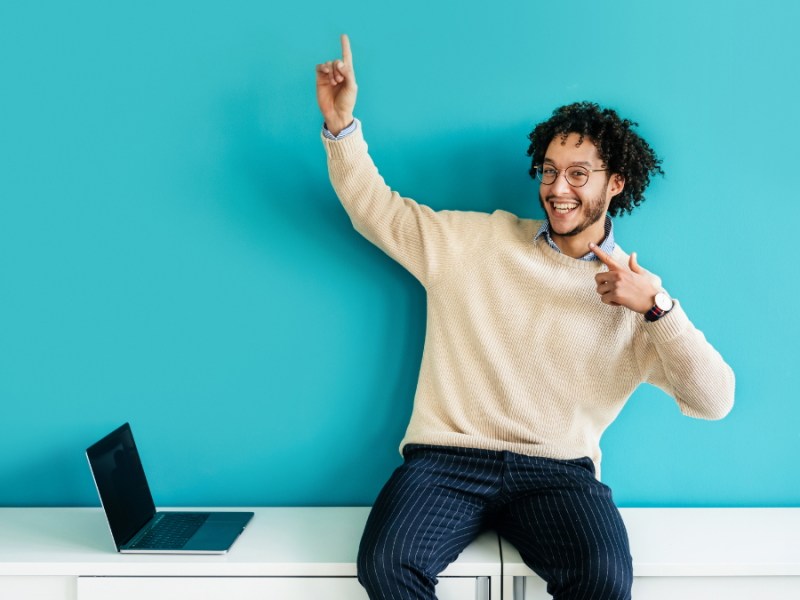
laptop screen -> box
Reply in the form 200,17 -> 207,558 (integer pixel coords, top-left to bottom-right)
86,423 -> 156,548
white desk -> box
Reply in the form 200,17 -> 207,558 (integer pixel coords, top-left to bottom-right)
2,507 -> 799,599
504,508 -> 800,600
0,507 -> 500,600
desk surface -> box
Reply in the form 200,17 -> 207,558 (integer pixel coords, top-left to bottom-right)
502,508 -> 800,577
0,507 -> 500,577
1,507 -> 799,578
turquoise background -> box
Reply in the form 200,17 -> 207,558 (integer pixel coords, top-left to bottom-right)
1,0 -> 798,508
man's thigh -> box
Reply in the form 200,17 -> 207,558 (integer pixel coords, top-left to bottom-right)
494,456 -> 632,600
358,445 -> 501,583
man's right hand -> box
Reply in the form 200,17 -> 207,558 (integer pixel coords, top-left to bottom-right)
316,34 -> 357,136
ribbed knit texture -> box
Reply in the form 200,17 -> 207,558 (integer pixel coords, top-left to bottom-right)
323,123 -> 735,477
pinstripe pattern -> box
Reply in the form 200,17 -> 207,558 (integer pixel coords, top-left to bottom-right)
358,445 -> 632,600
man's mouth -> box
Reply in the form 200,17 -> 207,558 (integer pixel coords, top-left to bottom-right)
549,200 -> 579,215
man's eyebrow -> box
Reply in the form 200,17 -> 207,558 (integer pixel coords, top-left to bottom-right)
543,158 -> 594,167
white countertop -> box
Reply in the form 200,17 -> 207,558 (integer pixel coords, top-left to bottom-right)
3,507 -> 799,578
501,508 -> 800,577
0,507 -> 501,577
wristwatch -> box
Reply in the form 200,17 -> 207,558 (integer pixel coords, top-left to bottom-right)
644,291 -> 674,322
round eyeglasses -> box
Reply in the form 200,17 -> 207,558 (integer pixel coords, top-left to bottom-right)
534,165 -> 607,188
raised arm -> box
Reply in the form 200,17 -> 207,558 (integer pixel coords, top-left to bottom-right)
316,35 -> 468,287
315,34 -> 357,135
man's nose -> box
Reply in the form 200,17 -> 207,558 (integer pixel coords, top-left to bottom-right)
550,171 -> 573,194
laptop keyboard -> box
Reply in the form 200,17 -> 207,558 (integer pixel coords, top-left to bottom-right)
130,513 -> 209,549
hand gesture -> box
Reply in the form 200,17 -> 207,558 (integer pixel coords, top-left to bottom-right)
316,34 -> 357,136
589,243 -> 660,314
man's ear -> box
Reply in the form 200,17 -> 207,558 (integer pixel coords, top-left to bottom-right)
608,173 -> 625,197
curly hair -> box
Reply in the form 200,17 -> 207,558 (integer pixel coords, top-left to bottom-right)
526,102 -> 664,217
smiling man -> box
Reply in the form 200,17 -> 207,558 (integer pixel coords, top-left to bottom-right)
316,35 -> 735,600
535,129 -> 623,257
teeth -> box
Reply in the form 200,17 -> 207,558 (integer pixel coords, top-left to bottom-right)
552,202 -> 578,213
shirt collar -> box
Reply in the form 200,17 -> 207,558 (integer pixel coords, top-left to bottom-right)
533,216 -> 615,262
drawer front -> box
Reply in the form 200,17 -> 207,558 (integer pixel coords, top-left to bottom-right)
78,576 -> 485,600
0,576 -> 75,600
515,575 -> 800,600
632,577 -> 800,600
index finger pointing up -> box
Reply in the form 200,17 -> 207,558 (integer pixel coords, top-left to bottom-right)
341,34 -> 353,67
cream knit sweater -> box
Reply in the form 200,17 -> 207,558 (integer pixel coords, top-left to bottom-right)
324,123 -> 735,475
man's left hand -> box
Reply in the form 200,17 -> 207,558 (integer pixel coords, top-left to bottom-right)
589,242 -> 660,315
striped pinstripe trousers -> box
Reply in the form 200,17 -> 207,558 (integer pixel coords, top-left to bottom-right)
358,444 -> 632,600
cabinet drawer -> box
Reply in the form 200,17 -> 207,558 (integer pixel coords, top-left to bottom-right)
515,576 -> 800,599
78,576 -> 486,600
632,577 -> 800,600
0,576 -> 75,600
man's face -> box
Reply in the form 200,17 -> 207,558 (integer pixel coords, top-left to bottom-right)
538,133 -> 623,241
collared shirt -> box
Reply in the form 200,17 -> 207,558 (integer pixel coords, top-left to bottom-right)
322,120 -> 358,141
323,120 -> 616,261
533,217 -> 615,262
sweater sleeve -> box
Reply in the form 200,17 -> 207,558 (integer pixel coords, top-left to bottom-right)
633,301 -> 735,420
322,122 -> 460,287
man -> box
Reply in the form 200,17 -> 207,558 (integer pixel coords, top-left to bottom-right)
316,35 -> 734,600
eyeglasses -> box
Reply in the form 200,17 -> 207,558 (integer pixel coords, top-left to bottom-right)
534,164 -> 607,188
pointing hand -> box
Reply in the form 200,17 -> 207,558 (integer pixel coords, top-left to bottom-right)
589,243 -> 660,314
315,34 -> 357,135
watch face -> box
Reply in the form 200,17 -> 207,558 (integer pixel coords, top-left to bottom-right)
655,292 -> 674,311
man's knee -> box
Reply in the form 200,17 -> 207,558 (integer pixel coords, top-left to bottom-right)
357,530 -> 437,598
595,554 -> 633,600
561,552 -> 633,600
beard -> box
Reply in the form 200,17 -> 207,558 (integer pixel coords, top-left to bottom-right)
539,191 -> 608,238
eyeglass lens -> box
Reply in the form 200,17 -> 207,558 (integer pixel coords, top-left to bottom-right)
538,166 -> 590,187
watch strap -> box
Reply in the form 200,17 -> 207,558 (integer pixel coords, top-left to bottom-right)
644,291 -> 673,322
645,305 -> 669,322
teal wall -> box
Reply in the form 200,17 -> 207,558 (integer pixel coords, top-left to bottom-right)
1,0 -> 798,508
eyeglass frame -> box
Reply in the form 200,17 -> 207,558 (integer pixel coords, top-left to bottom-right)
533,164 -> 608,188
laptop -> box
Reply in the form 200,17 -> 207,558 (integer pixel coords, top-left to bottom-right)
86,422 -> 253,554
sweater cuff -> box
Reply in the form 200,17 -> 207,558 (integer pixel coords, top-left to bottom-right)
642,299 -> 691,343
321,119 -> 366,160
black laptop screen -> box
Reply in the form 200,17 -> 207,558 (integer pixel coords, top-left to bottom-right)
86,423 -> 156,548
